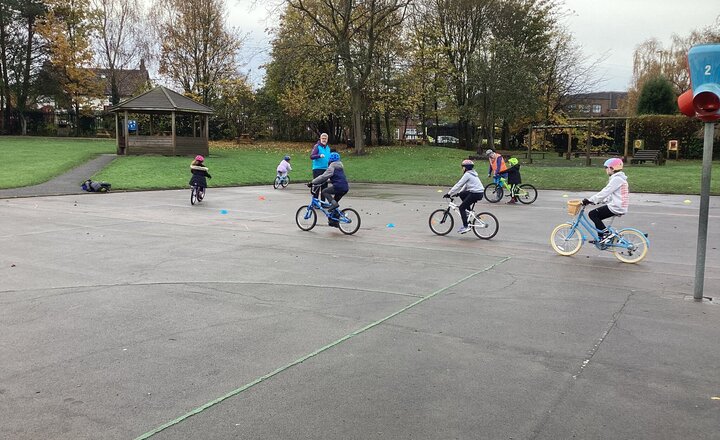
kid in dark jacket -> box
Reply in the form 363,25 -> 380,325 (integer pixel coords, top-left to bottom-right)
189,155 -> 211,189
505,155 -> 521,204
309,152 -> 349,227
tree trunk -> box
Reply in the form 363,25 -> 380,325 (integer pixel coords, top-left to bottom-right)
0,6 -> 11,134
384,110 -> 391,145
501,120 -> 510,150
20,115 -> 27,135
351,88 -> 365,154
374,111 -> 382,146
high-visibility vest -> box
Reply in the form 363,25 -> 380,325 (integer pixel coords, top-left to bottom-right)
490,155 -> 508,174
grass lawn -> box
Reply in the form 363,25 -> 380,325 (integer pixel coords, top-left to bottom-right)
0,136 -> 115,188
91,141 -> 720,195
3,137 -> 718,195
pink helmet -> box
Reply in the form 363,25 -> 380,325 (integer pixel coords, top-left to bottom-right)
603,158 -> 623,170
195,155 -> 205,162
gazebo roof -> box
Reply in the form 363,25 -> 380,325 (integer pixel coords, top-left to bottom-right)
109,86 -> 214,114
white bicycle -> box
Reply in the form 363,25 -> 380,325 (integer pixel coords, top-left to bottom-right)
428,195 -> 499,239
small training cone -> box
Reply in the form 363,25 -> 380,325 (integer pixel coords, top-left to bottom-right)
437,189 -> 443,192
684,199 -> 692,204
562,194 -> 569,198
386,223 -> 395,228
220,209 -> 228,214
258,196 -> 266,201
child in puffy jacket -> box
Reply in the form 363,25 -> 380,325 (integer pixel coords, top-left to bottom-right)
582,158 -> 629,244
189,155 -> 211,189
277,155 -> 292,177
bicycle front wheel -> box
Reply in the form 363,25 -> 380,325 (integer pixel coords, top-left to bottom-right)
338,208 -> 361,235
550,223 -> 583,256
428,209 -> 454,235
281,176 -> 290,188
273,176 -> 281,189
190,187 -> 197,205
471,212 -> 499,239
517,184 -> 537,204
613,229 -> 649,263
484,183 -> 503,203
295,205 -> 317,231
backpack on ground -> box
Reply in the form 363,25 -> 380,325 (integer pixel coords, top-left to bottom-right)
81,179 -> 111,192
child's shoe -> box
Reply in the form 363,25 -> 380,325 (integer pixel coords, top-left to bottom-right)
457,226 -> 471,234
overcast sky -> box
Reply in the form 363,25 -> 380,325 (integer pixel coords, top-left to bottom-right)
227,0 -> 720,91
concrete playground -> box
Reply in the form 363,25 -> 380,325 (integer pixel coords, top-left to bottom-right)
1,183 -> 719,439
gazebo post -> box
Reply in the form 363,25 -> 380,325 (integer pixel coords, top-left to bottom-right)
149,114 -> 153,136
193,115 -> 196,138
123,110 -> 129,155
205,114 -> 209,141
171,111 -> 176,155
115,112 -> 120,154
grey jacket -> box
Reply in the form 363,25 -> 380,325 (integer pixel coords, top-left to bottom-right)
449,170 -> 484,195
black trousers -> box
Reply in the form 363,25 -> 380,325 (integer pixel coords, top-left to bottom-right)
322,186 -> 347,210
312,168 -> 328,200
458,191 -> 484,226
588,205 -> 615,232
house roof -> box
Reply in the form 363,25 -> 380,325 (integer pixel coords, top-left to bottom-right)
109,86 -> 214,114
92,67 -> 150,98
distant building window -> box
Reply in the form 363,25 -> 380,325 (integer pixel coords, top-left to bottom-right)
100,74 -> 106,79
592,104 -> 602,113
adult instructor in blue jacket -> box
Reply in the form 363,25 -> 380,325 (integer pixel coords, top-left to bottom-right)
310,133 -> 331,200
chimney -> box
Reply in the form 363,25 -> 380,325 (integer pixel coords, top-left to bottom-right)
139,59 -> 146,71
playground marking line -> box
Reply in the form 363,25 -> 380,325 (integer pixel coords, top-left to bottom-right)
134,256 -> 511,439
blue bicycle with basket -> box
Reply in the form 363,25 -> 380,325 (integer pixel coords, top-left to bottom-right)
295,186 -> 361,235
550,199 -> 649,263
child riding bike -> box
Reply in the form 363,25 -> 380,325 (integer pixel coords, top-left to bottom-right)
308,152 -> 349,228
277,155 -> 292,179
444,159 -> 484,234
189,155 -> 211,190
505,155 -> 521,204
581,157 -> 629,244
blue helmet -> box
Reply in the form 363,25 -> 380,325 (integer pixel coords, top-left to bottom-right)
328,152 -> 341,163
284,155 -> 291,161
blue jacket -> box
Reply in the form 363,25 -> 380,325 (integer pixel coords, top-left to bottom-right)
310,143 -> 331,170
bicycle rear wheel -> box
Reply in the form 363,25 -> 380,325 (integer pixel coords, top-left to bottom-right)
295,205 -> 317,231
273,176 -> 281,189
338,208 -> 361,235
190,186 -> 197,205
471,212 -> 499,239
550,223 -> 582,256
613,229 -> 649,263
484,183 -> 503,203
428,209 -> 454,235
197,187 -> 205,201
281,176 -> 290,188
516,184 -> 537,204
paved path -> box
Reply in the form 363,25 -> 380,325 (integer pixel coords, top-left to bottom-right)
0,154 -> 116,198
1,185 -> 719,440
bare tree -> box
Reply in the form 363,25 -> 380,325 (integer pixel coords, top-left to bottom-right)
151,0 -> 242,105
431,0 -> 492,148
92,0 -> 146,105
286,0 -> 412,154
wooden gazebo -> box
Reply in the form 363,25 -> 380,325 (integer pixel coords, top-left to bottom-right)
109,86 -> 214,156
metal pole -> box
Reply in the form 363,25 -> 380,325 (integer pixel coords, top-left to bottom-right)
624,118 -> 630,162
566,128 -> 572,160
693,122 -> 715,300
586,122 -> 592,166
527,125 -> 533,164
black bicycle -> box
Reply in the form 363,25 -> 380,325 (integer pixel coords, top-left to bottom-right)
190,184 -> 205,205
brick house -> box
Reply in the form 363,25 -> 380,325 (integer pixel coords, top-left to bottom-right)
565,91 -> 628,117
